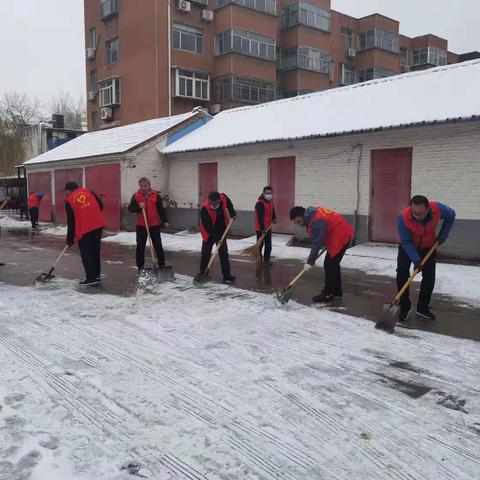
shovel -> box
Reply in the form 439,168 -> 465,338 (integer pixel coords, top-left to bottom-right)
193,218 -> 234,286
241,224 -> 272,265
35,245 -> 70,283
375,242 -> 438,333
140,208 -> 175,283
275,248 -> 327,304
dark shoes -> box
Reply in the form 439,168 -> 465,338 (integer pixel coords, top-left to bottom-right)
312,292 -> 335,303
223,275 -> 236,284
416,304 -> 436,320
263,259 -> 273,266
398,304 -> 412,322
79,279 -> 101,287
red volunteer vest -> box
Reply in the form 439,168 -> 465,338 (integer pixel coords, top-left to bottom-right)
135,190 -> 161,227
200,193 -> 229,241
400,201 -> 441,249
28,193 -> 40,208
255,197 -> 275,231
306,207 -> 354,257
66,188 -> 106,241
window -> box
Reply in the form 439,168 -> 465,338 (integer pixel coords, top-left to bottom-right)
282,2 -> 331,33
400,47 -> 409,66
359,29 -> 398,53
216,0 -> 277,15
358,67 -> 395,82
89,27 -> 97,49
91,111 -> 98,131
90,69 -> 97,90
100,0 -> 118,21
278,46 -> 330,74
341,64 -> 356,85
175,69 -> 209,100
99,77 -> 121,106
412,47 -> 447,66
173,24 -> 203,55
216,29 -> 275,61
106,37 -> 119,64
341,26 -> 354,49
213,75 -> 276,104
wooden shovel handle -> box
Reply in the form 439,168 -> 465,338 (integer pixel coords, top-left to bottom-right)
53,245 -> 70,269
142,207 -> 157,265
286,248 -> 327,289
206,218 -> 234,271
394,242 -> 439,303
0,198 -> 9,211
255,224 -> 272,248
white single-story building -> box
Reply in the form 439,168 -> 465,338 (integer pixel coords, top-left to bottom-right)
23,108 -> 210,229
162,59 -> 480,260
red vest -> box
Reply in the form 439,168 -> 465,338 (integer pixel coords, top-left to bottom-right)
135,190 -> 161,227
255,197 -> 275,231
306,207 -> 354,257
200,193 -> 229,241
400,201 -> 441,249
28,193 -> 40,208
66,188 -> 106,241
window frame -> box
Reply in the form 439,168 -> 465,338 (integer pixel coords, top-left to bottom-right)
359,28 -> 399,54
282,2 -> 331,33
213,75 -> 276,104
215,0 -> 277,16
98,77 -> 121,107
89,27 -> 97,49
173,23 -> 204,55
175,68 -> 210,101
216,28 -> 275,61
106,36 -> 119,65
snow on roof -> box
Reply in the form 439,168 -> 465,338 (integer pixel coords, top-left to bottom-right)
25,111 -> 199,165
163,60 -> 480,154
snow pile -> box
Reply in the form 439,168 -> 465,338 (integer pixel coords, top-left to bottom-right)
42,225 -> 68,236
0,278 -> 479,479
0,216 -> 37,229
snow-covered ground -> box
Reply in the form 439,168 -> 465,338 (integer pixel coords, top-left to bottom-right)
0,277 -> 479,479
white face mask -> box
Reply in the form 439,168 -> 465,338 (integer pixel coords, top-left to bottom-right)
264,194 -> 273,201
210,203 -> 219,210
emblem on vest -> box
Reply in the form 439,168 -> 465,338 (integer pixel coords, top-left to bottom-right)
76,193 -> 90,209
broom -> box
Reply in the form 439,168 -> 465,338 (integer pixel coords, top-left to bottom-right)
241,224 -> 272,263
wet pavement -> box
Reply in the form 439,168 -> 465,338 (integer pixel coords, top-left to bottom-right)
1,227 -> 479,342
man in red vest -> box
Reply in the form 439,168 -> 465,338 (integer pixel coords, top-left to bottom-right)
255,186 -> 277,265
128,177 -> 170,272
290,206 -> 354,303
64,181 -> 106,286
27,191 -> 44,228
397,195 -> 456,321
199,191 -> 236,283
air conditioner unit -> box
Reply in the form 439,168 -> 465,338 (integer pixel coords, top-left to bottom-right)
87,91 -> 98,101
101,107 -> 113,120
202,9 -> 213,21
177,0 -> 191,12
346,48 -> 356,58
86,47 -> 96,59
210,104 -> 221,115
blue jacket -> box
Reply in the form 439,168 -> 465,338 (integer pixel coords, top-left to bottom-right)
397,202 -> 456,262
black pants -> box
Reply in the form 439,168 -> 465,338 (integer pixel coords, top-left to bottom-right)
396,245 -> 436,308
136,225 -> 165,269
78,228 -> 103,281
256,230 -> 272,261
200,238 -> 231,278
29,207 -> 39,227
323,243 -> 349,296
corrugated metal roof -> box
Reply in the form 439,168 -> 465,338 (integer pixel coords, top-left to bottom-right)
163,60 -> 480,154
24,111 -> 199,165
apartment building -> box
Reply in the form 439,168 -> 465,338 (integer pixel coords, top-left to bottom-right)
84,0 -> 461,130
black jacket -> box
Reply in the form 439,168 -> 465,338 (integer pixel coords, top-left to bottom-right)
66,190 -> 104,244
128,191 -> 168,225
200,194 -> 236,240
255,194 -> 277,232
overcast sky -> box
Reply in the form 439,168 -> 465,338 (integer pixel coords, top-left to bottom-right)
0,0 -> 478,111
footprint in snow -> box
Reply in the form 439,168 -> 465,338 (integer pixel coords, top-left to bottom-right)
4,393 -> 26,406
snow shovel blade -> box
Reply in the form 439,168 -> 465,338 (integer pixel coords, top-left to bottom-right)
275,286 -> 292,305
375,302 -> 400,333
158,265 -> 175,282
193,272 -> 211,286
35,272 -> 56,284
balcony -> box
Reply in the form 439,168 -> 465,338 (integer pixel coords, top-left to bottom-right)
101,0 -> 118,21
216,0 -> 277,16
278,46 -> 330,75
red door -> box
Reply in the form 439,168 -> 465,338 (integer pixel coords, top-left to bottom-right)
85,163 -> 121,230
371,148 -> 412,242
27,172 -> 52,221
198,163 -> 218,207
269,156 -> 295,233
54,168 -> 83,223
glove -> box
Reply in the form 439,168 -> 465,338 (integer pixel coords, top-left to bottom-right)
414,261 -> 422,271
437,236 -> 446,245
303,263 -> 313,271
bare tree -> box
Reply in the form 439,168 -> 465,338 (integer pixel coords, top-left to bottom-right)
0,92 -> 44,128
50,91 -> 86,130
